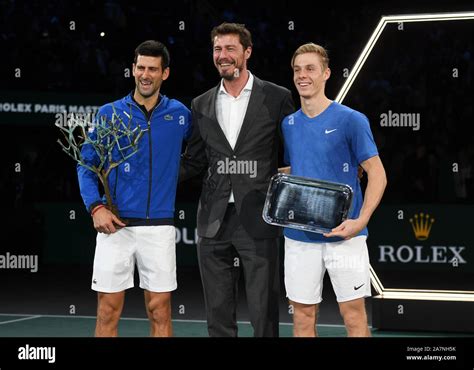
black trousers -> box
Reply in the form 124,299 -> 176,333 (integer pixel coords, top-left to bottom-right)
197,204 -> 280,337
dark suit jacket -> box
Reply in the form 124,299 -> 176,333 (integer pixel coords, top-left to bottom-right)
180,76 -> 295,239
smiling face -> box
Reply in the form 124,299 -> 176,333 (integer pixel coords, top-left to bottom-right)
293,52 -> 330,100
133,55 -> 169,99
213,33 -> 251,80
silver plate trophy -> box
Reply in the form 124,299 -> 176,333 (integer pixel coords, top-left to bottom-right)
263,173 -> 353,234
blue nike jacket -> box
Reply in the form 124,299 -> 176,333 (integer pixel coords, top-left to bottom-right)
77,93 -> 192,220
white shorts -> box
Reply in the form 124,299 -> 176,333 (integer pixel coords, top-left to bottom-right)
92,225 -> 177,293
284,236 -> 371,304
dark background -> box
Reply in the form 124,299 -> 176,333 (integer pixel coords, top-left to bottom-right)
0,0 -> 473,326
1,0 -> 472,206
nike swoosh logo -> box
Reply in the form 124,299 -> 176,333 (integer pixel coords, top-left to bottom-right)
354,284 -> 365,290
325,129 -> 337,134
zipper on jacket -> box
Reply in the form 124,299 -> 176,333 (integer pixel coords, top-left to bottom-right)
145,102 -> 162,219
146,118 -> 152,219
130,97 -> 163,219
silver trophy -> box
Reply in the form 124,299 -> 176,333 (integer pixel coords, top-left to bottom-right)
263,173 -> 353,234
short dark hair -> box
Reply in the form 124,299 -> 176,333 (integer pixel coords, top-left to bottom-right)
134,40 -> 170,69
210,22 -> 253,50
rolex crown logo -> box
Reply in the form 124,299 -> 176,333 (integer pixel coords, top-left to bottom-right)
409,212 -> 435,241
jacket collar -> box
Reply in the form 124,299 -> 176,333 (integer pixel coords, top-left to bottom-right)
123,91 -> 168,110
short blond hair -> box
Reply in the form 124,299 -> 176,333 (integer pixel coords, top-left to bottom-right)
291,43 -> 329,70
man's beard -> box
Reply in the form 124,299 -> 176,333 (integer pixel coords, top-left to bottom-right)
221,70 -> 237,81
217,59 -> 242,80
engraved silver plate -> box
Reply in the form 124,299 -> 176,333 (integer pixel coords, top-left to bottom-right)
263,173 -> 353,234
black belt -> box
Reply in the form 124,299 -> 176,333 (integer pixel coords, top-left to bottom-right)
121,218 -> 174,227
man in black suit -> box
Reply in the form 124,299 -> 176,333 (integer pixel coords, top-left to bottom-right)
180,22 -> 294,337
